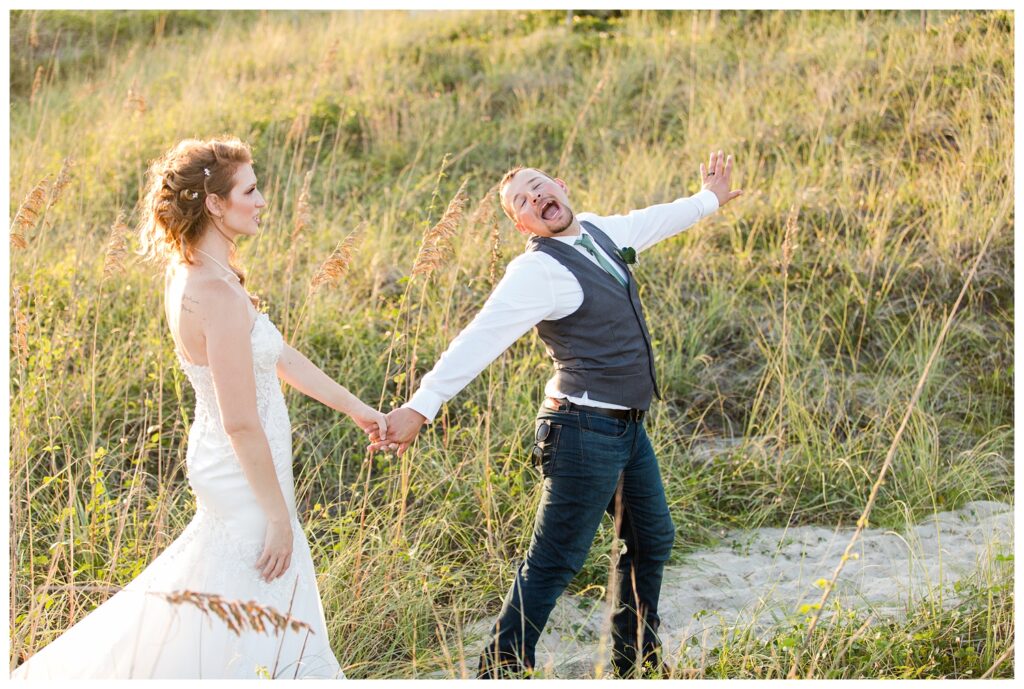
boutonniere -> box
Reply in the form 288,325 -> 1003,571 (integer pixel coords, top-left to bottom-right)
617,247 -> 637,265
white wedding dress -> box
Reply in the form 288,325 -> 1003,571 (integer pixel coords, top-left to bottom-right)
13,312 -> 343,679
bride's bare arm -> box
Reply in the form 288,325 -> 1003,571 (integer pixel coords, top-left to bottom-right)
276,345 -> 388,440
201,281 -> 292,582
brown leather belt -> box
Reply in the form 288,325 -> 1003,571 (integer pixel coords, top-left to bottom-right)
543,396 -> 646,422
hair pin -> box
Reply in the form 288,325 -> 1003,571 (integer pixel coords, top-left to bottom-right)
203,168 -> 211,177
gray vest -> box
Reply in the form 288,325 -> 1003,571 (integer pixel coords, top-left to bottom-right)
526,220 -> 660,410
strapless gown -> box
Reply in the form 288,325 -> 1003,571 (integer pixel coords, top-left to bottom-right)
12,313 -> 343,679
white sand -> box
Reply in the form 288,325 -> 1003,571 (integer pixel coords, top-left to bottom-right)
463,500 -> 1013,678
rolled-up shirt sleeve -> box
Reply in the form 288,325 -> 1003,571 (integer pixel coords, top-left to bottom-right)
406,253 -> 561,422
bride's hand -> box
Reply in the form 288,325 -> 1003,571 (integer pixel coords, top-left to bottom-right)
256,517 -> 293,582
351,403 -> 388,442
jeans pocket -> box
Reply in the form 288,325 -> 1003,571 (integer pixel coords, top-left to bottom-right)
532,418 -> 563,474
581,413 -> 630,439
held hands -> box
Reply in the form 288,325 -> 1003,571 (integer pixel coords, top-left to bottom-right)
700,150 -> 743,207
350,402 -> 389,444
367,407 -> 426,456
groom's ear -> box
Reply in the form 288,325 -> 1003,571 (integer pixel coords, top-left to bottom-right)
554,178 -> 569,195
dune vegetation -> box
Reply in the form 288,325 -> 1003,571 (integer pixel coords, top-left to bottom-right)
9,10 -> 1013,678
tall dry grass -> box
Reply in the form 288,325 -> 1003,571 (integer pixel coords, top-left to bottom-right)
9,9 -> 1013,678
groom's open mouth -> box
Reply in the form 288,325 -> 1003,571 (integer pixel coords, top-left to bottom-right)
541,200 -> 560,221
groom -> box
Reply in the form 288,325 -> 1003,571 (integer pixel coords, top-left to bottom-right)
373,152 -> 741,677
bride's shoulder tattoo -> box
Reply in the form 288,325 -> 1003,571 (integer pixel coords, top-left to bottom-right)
182,294 -> 200,314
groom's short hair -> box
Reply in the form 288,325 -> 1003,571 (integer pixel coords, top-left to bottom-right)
498,166 -> 554,221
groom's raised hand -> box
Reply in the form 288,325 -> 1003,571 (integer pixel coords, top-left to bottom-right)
367,407 -> 426,456
700,150 -> 743,207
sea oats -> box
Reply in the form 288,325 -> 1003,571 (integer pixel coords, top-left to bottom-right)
29,66 -> 44,106
777,204 -> 799,460
310,226 -> 362,292
12,287 -> 30,366
319,40 -> 339,73
10,176 -> 49,248
312,40 -> 339,93
782,204 -> 799,275
412,178 -> 469,278
48,157 -> 74,207
287,110 -> 310,145
292,170 -> 314,243
465,181 -> 504,284
103,213 -> 130,279
161,590 -> 314,638
467,180 -> 501,231
487,220 -> 503,286
124,80 -> 147,115
411,245 -> 445,278
28,12 -> 39,48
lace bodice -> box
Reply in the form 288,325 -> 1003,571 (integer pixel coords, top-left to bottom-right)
175,312 -> 293,477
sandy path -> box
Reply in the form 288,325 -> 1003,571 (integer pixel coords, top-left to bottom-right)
462,500 -> 1013,678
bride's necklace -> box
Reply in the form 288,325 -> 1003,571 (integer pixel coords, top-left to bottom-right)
195,248 -> 237,280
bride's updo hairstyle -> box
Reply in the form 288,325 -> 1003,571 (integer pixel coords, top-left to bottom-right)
139,137 -> 253,275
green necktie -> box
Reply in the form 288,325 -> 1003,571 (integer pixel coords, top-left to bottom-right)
575,233 -> 627,287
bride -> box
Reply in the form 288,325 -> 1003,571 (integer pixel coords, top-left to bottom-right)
12,137 -> 385,679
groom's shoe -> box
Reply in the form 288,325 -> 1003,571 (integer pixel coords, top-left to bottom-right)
612,644 -> 667,679
477,659 -> 529,679
477,648 -> 530,679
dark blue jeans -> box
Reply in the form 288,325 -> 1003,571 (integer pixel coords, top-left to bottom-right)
478,407 -> 676,678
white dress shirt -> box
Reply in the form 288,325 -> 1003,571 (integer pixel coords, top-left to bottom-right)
406,189 -> 720,422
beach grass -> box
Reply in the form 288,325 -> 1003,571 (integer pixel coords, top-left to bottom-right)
9,9 -> 1013,678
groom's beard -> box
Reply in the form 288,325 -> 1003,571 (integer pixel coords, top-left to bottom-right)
547,206 -> 575,234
